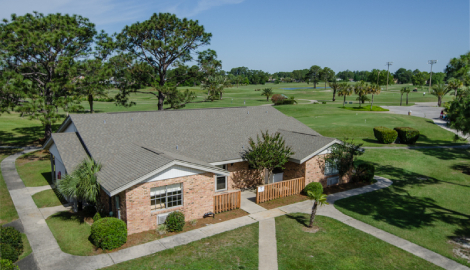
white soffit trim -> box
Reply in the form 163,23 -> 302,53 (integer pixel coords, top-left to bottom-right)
109,160 -> 230,196
210,158 -> 244,165
298,139 -> 343,164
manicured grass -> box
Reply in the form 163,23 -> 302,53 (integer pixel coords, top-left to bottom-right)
19,233 -> 32,261
32,189 -> 67,208
46,212 -> 95,256
0,148 -> 21,225
105,222 -> 259,270
335,148 -> 470,267
277,104 -> 460,147
342,105 -> 389,111
276,214 -> 441,270
16,150 -> 52,187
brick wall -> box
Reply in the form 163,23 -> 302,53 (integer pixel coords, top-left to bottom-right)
98,189 -> 127,223
304,154 -> 352,187
283,161 -> 306,180
125,172 -> 215,235
227,162 -> 263,190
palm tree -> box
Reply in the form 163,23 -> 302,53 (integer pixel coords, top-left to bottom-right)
58,158 -> 102,211
447,78 -> 463,97
354,81 -> 368,107
337,83 -> 352,107
261,88 -> 273,101
431,84 -> 452,107
328,80 -> 341,101
369,84 -> 381,110
306,184 -> 329,228
400,87 -> 407,106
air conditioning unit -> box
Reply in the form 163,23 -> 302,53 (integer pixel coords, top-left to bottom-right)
327,176 -> 339,186
157,212 -> 171,225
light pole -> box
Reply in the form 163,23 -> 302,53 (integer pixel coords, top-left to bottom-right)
386,62 -> 393,91
376,70 -> 381,85
428,60 -> 437,93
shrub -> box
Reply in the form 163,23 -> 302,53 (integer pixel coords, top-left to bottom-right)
157,224 -> 167,235
165,212 -> 185,232
90,218 -> 127,250
93,212 -> 102,222
84,205 -> 97,217
0,227 -> 23,254
0,244 -> 18,262
0,259 -> 19,270
373,126 -> 398,144
303,182 -> 323,197
394,127 -> 420,144
322,101 -> 326,104
271,94 -> 286,104
354,163 -> 375,183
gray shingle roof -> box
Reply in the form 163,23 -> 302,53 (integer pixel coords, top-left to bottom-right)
54,106 -> 334,194
51,133 -> 89,173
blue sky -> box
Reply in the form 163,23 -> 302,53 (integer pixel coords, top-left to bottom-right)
1,0 -> 468,73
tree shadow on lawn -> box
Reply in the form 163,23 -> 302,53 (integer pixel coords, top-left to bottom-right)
362,135 -> 462,147
413,147 -> 470,161
335,163 -> 470,238
2,124 -> 60,146
50,211 -> 87,224
285,213 -> 309,227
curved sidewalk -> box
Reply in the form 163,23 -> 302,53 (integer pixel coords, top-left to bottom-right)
3,150 -> 469,270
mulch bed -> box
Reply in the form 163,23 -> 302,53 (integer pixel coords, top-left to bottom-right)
259,181 -> 372,210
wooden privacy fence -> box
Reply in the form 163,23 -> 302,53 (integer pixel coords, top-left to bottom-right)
256,177 -> 305,204
214,190 -> 241,214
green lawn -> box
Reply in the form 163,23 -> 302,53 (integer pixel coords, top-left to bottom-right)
0,148 -> 21,225
276,214 -> 441,270
32,189 -> 67,208
335,148 -> 470,267
277,104 -> 460,147
16,150 -> 52,187
0,82 -> 454,146
19,233 -> 32,261
342,105 -> 389,111
46,212 -> 95,256
105,223 -> 259,270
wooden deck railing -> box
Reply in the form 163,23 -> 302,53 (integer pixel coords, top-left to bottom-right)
256,177 -> 305,204
214,190 -> 241,214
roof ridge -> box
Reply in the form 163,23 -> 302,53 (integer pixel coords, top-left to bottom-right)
104,106 -> 267,115
277,129 -> 321,137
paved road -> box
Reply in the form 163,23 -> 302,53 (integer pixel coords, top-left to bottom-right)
382,102 -> 442,119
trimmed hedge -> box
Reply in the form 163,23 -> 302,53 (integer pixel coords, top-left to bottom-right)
90,218 -> 127,250
0,259 -> 19,270
166,212 -> 185,232
373,126 -> 398,144
0,244 -> 18,262
93,212 -> 102,222
354,163 -> 375,183
394,127 -> 420,144
303,182 -> 323,197
0,227 -> 23,254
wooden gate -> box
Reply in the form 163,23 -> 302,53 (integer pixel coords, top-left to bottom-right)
256,177 -> 305,204
214,190 -> 241,213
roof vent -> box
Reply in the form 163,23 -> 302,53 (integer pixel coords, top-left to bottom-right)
131,118 -> 133,121
104,120 -> 106,124
247,111 -> 249,114
176,145 -> 179,150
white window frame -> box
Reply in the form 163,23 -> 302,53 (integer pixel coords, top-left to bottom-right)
150,183 -> 183,211
324,160 -> 339,176
215,164 -> 228,192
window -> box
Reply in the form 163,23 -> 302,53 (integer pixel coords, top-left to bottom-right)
324,160 -> 339,175
150,183 -> 182,211
215,165 -> 228,191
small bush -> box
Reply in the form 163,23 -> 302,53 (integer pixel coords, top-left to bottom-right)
166,212 -> 185,232
157,224 -> 167,235
93,212 -> 102,222
190,219 -> 198,226
303,182 -> 323,197
394,127 -> 420,144
373,126 -> 398,144
354,163 -> 375,183
271,94 -> 286,105
322,101 -> 326,104
0,244 -> 18,262
0,259 -> 19,270
0,227 -> 23,254
90,218 -> 127,250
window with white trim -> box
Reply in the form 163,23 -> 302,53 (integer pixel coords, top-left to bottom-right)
150,183 -> 182,210
324,160 -> 339,175
215,165 -> 228,191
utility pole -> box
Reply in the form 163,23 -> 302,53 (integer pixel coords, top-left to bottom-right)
428,60 -> 437,93
377,70 -> 381,85
386,62 -> 393,91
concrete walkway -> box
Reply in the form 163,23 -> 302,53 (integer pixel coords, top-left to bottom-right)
4,150 -> 469,269
258,218 -> 278,270
240,190 -> 267,214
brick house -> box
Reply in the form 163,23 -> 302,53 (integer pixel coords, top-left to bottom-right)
44,106 -> 347,235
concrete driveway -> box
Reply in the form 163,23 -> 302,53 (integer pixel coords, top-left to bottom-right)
381,102 -> 442,119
